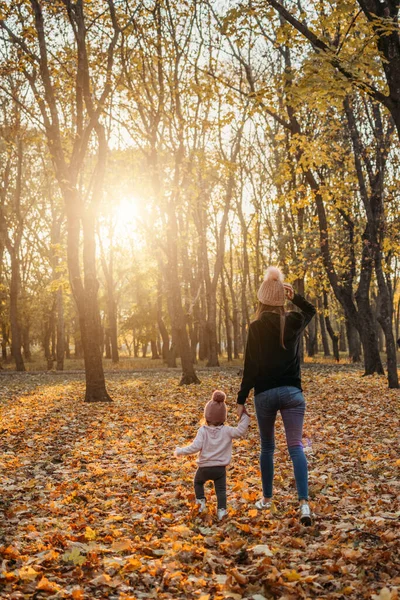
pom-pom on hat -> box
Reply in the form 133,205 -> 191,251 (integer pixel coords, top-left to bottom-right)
257,266 -> 285,306
204,390 -> 227,424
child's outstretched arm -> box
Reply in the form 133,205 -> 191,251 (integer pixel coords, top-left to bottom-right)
174,428 -> 204,457
227,413 -> 250,439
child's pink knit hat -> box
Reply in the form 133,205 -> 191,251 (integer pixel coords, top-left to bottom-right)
204,390 -> 227,424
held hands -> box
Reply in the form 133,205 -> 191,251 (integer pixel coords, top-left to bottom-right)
236,404 -> 250,419
173,447 -> 180,458
283,283 -> 294,300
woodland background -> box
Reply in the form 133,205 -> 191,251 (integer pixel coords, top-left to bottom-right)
0,0 -> 399,397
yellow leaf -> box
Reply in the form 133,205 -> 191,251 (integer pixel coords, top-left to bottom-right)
85,526 -> 97,540
248,509 -> 258,518
283,569 -> 302,581
123,558 -> 142,572
111,539 -> 132,552
18,566 -> 39,581
36,577 -> 61,592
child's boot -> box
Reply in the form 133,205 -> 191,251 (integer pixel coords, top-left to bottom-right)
195,498 -> 206,513
217,508 -> 227,520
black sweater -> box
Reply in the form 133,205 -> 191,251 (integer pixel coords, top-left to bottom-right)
237,293 -> 316,404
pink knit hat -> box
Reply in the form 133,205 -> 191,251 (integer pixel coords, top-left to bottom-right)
257,266 -> 285,306
204,390 -> 227,424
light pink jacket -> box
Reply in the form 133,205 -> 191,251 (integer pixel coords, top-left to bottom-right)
175,414 -> 250,467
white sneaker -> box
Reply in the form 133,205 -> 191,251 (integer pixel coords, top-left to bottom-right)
195,498 -> 206,513
217,508 -> 227,521
299,503 -> 312,526
255,498 -> 272,510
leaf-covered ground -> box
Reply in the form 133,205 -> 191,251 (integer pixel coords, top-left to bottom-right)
0,367 -> 399,600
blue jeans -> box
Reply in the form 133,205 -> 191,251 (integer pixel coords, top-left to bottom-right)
254,386 -> 308,501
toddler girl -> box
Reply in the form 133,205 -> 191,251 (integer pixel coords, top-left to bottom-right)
174,390 -> 250,520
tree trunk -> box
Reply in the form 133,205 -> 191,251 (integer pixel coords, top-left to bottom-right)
56,286 -> 65,371
190,311 -> 199,364
67,202 -> 111,402
319,303 -> 330,357
198,290 -> 208,361
221,270 -> 233,362
9,252 -> 25,372
1,323 -> 8,361
44,304 -> 54,370
105,329 -> 111,359
158,315 -> 170,363
345,318 -> 361,363
323,291 -> 339,361
22,325 -> 32,361
151,339 -> 159,359
109,296 -> 119,364
206,293 -> 219,367
165,197 -> 199,384
65,328 -> 71,359
355,235 -> 384,375
339,322 -> 347,352
74,337 -> 83,358
307,310 -> 317,357
51,316 -> 56,361
375,279 -> 399,388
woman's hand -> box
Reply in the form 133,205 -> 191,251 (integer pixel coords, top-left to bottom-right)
236,404 -> 245,419
237,404 -> 250,418
284,283 -> 294,300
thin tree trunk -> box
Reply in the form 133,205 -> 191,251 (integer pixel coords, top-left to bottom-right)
221,270 -> 233,362
68,202 -> 111,402
323,291 -> 339,361
65,328 -> 71,359
22,325 -> 31,361
9,252 -> 25,372
151,339 -> 159,359
56,286 -> 65,371
307,310 -> 317,357
345,318 -> 361,363
339,321 -> 347,352
1,323 -> 8,361
105,329 -> 111,359
318,298 -> 330,357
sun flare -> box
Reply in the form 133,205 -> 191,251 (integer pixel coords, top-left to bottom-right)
113,195 -> 141,228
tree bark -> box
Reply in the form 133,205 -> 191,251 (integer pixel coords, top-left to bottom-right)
56,286 -> 64,371
221,270 -> 233,362
345,318 -> 362,363
151,339 -> 159,359
307,309 -> 317,357
1,323 -> 8,361
105,329 -> 111,359
9,251 -> 25,372
318,298 -> 330,357
322,291 -> 339,361
345,97 -> 397,386
339,322 -> 347,352
67,197 -> 111,401
22,325 -> 32,361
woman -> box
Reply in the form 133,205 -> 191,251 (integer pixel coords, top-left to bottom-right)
236,267 -> 316,526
